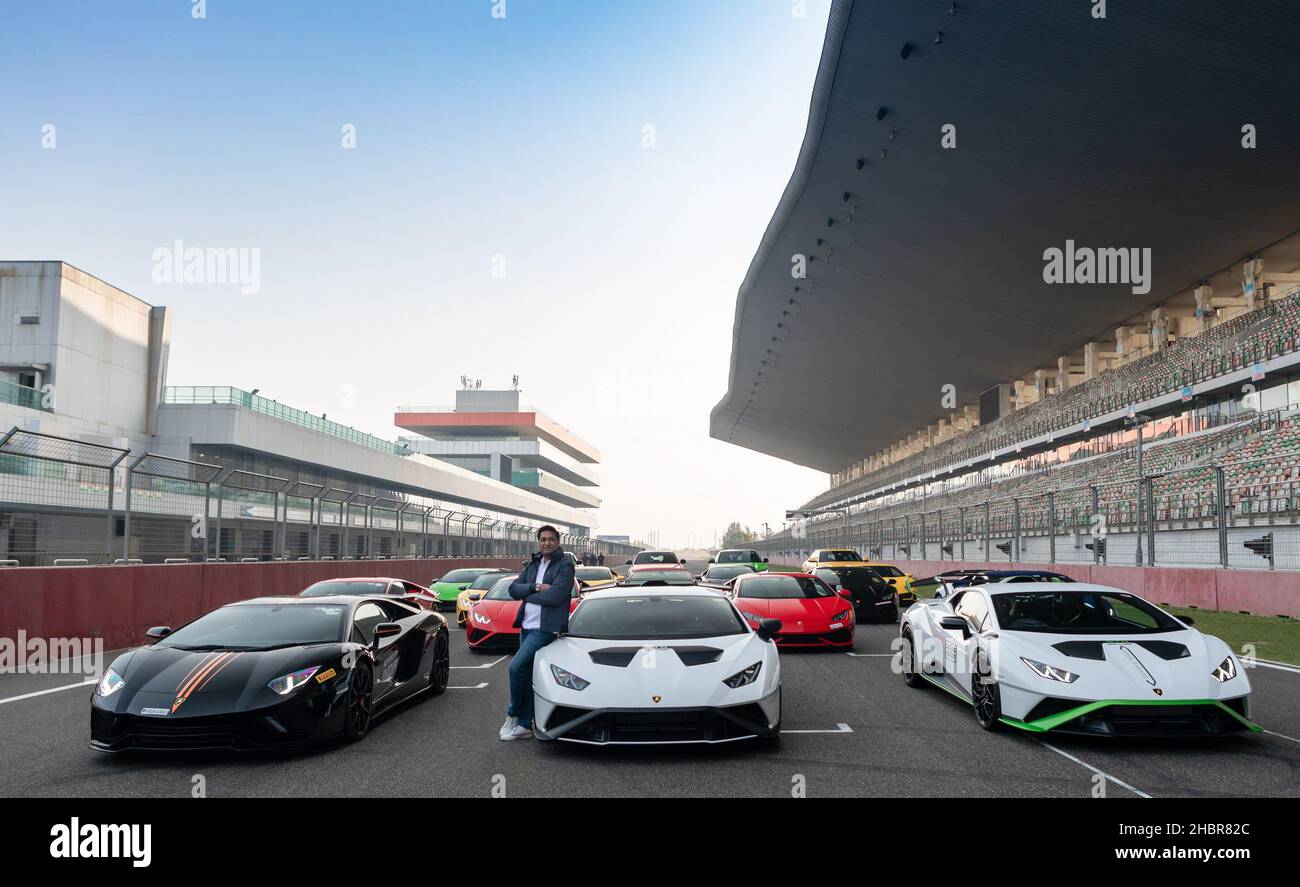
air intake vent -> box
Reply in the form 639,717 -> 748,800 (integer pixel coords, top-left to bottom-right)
16,314 -> 39,325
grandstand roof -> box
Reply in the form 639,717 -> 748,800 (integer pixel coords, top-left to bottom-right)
711,0 -> 1300,473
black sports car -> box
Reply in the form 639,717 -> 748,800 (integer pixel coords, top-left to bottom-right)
90,595 -> 450,752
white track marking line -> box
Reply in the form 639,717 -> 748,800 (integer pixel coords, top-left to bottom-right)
1251,659 -> 1300,674
0,678 -> 97,705
845,652 -> 893,657
452,655 -> 506,670
1263,729 -> 1300,744
781,723 -> 853,734
1038,740 -> 1152,798
448,682 -> 489,689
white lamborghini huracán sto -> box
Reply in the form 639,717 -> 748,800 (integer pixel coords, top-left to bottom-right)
532,587 -> 783,745
899,582 -> 1258,737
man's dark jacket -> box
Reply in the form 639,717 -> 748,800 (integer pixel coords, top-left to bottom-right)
508,547 -> 575,633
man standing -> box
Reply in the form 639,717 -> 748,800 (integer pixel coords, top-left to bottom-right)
500,525 -> 574,740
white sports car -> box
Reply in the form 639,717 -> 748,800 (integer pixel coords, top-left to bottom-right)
532,587 -> 782,745
900,582 -> 1258,737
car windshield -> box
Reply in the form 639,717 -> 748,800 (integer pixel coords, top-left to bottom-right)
566,595 -> 747,640
300,580 -> 390,597
871,565 -> 904,577
576,567 -> 613,581
704,565 -> 755,581
821,550 -> 861,562
469,572 -> 509,590
716,550 -> 753,564
991,591 -> 1184,634
620,570 -> 695,586
484,575 -> 520,601
159,603 -> 348,649
737,576 -> 834,599
439,569 -> 491,584
633,551 -> 679,565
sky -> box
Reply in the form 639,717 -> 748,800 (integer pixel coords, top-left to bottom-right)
0,0 -> 831,548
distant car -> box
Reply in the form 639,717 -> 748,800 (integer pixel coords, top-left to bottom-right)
625,550 -> 687,568
935,570 -> 1076,596
901,582 -> 1258,737
697,564 -> 757,585
709,548 -> 768,573
429,568 -> 503,612
454,570 -> 515,628
465,574 -> 582,651
729,572 -> 855,650
813,566 -> 898,622
574,566 -> 621,591
300,577 -> 436,610
532,587 -> 782,745
91,595 -> 450,751
801,550 -> 916,611
617,569 -> 697,587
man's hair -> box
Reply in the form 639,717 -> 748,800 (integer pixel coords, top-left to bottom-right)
536,524 -> 560,540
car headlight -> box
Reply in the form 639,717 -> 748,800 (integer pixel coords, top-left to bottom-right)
1212,656 -> 1237,682
550,664 -> 590,691
267,666 -> 320,695
473,612 -> 491,625
723,662 -> 763,689
832,610 -> 850,622
1020,657 -> 1079,683
97,668 -> 125,697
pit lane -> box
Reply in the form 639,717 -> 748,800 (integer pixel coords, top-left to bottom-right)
1,561 -> 1297,798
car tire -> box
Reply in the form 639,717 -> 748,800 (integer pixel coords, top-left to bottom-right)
901,628 -> 924,688
426,630 -> 450,697
343,660 -> 373,743
972,649 -> 1002,731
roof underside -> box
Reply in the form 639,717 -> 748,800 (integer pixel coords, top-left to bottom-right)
711,0 -> 1300,473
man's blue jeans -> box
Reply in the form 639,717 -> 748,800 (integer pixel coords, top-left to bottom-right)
507,629 -> 557,729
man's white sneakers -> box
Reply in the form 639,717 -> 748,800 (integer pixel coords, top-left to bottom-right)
499,716 -> 518,739
501,723 -> 534,741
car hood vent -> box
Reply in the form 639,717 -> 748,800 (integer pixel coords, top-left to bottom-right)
1053,640 -> 1191,661
587,646 -> 724,667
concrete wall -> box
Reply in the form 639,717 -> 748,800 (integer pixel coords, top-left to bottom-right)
886,558 -> 1300,618
0,557 -> 520,651
0,261 -> 164,451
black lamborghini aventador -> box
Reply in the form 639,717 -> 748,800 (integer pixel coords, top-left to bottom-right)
90,595 -> 450,752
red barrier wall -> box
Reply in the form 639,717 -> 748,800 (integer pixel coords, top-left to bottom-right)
881,559 -> 1299,618
0,559 -> 520,650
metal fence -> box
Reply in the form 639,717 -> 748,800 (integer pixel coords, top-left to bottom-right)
772,453 -> 1300,572
0,430 -> 637,567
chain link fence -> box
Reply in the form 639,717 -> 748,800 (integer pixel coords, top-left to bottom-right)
773,453 -> 1300,572
0,430 -> 639,567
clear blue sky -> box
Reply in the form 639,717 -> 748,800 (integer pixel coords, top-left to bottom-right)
0,0 -> 831,547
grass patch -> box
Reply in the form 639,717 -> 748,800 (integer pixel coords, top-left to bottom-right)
1163,607 -> 1300,667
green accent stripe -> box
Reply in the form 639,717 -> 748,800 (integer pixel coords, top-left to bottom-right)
999,698 -> 1261,733
918,671 -> 971,703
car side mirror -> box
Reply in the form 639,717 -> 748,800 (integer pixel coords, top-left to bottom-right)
373,623 -> 402,644
680,558 -> 688,565
1179,615 -> 1194,626
458,584 -> 469,591
837,587 -> 852,598
468,593 -> 482,601
762,557 -> 769,563
625,559 -> 633,565
146,626 -> 172,640
707,559 -> 715,564
939,616 -> 971,639
755,618 -> 783,642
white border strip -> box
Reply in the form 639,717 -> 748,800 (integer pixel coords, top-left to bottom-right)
1038,740 -> 1152,798
0,678 -> 96,705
